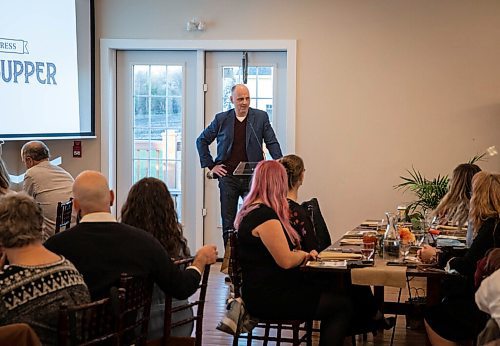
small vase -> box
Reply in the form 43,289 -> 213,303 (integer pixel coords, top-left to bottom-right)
383,212 -> 400,260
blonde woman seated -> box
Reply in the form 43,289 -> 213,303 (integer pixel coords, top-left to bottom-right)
0,193 -> 90,344
420,163 -> 481,263
434,163 -> 481,246
424,172 -> 500,346
121,177 -> 194,339
234,160 -> 352,346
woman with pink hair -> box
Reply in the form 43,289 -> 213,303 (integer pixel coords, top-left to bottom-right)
234,160 -> 352,346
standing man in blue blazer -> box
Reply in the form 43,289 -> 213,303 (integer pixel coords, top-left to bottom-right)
197,84 -> 283,247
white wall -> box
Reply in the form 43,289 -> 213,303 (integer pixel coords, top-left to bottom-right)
3,0 -> 499,240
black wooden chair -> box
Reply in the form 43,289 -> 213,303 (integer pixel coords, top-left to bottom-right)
119,273 -> 154,346
228,231 -> 314,346
58,287 -> 125,346
55,198 -> 73,234
147,259 -> 211,346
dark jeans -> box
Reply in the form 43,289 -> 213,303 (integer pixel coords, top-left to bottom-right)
218,175 -> 251,246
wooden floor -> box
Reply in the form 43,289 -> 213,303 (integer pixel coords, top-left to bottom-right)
197,263 -> 429,345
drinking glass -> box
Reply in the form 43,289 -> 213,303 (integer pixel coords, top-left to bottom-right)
362,241 -> 375,261
400,242 -> 411,261
413,231 -> 426,247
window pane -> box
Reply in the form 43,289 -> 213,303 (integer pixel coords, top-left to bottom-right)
167,97 -> 182,128
133,65 -> 149,96
134,97 -> 149,128
133,159 -> 150,181
150,65 -> 167,96
258,66 -> 272,75
257,99 -> 273,122
151,97 -> 166,128
134,127 -> 149,144
257,75 -> 273,98
246,78 -> 257,97
167,66 -> 183,96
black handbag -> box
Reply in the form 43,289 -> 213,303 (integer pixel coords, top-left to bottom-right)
301,198 -> 332,252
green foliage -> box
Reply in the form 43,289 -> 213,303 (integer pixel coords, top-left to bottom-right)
394,167 -> 449,219
468,152 -> 487,164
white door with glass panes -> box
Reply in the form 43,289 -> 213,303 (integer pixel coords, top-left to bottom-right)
203,51 -> 287,253
116,51 -> 198,247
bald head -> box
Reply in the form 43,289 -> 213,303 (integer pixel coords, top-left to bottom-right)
21,141 -> 50,169
230,84 -> 250,117
73,170 -> 114,216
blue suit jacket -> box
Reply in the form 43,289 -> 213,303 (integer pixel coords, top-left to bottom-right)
196,108 -> 282,168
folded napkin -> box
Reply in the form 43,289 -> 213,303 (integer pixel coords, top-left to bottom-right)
306,260 -> 347,268
319,251 -> 362,260
437,225 -> 462,230
360,220 -> 379,227
340,238 -> 363,245
436,238 -> 466,248
351,262 -> 406,288
438,235 -> 467,241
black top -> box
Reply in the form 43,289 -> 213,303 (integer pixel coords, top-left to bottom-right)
288,199 -> 319,252
449,217 -> 499,278
44,221 -> 201,300
237,204 -> 320,319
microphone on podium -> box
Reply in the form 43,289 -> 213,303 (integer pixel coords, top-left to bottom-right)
248,121 -> 266,161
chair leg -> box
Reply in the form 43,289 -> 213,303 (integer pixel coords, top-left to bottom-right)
293,323 -> 299,345
247,330 -> 252,346
306,321 -> 313,346
351,334 -> 356,346
277,323 -> 282,346
390,288 -> 403,346
263,323 -> 270,346
232,334 -> 239,346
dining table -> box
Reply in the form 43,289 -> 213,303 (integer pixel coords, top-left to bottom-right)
302,221 -> 452,345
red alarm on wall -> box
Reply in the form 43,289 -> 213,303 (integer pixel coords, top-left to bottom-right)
73,141 -> 82,158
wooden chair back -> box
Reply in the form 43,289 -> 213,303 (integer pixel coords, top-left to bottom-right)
58,287 -> 125,346
119,273 -> 154,346
148,258 -> 211,346
55,198 -> 73,234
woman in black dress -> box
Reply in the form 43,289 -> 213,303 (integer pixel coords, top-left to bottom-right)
234,160 -> 352,346
424,171 -> 500,345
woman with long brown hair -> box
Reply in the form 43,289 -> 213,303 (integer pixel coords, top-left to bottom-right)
121,177 -> 192,339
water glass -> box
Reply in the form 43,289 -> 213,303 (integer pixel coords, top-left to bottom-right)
400,242 -> 411,261
362,241 -> 375,261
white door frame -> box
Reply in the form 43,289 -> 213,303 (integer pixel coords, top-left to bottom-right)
100,39 -> 296,250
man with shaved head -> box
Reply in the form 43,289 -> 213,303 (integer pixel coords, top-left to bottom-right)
21,140 -> 74,239
45,170 -> 218,300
